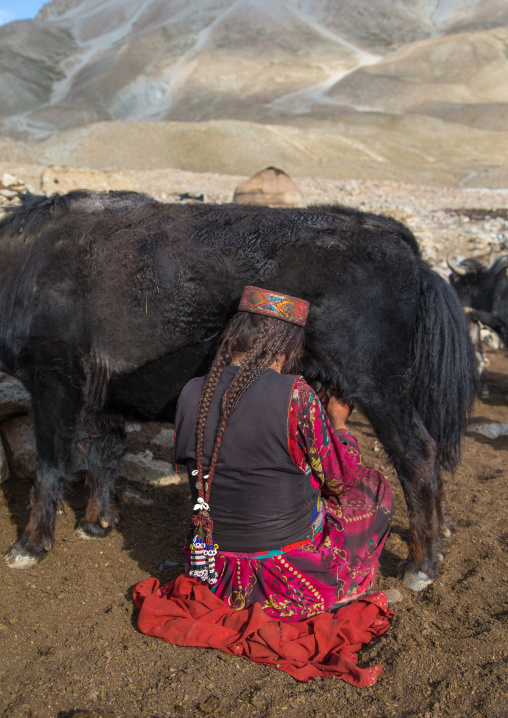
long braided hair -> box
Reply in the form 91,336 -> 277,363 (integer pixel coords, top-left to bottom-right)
195,311 -> 305,493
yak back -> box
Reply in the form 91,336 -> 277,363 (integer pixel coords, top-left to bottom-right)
0,190 -> 422,394
0,190 -> 155,237
0,190 -> 420,257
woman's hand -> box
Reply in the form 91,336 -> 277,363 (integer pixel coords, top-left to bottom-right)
316,388 -> 353,431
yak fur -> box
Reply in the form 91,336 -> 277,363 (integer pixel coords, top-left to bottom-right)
0,191 -> 478,585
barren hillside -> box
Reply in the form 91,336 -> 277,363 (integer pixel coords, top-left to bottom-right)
1,0 -> 507,186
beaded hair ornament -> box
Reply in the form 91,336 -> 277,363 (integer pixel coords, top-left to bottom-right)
188,469 -> 217,585
188,285 -> 310,586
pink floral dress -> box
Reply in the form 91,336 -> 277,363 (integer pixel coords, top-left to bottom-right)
182,378 -> 393,622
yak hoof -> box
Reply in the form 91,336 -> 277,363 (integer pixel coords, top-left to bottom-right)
403,571 -> 433,592
75,519 -> 112,540
5,541 -> 47,569
74,527 -> 96,540
441,527 -> 452,539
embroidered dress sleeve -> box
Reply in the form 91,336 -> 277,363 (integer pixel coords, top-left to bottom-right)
290,378 -> 363,496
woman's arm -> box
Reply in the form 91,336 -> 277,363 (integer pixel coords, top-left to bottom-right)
290,379 -> 363,496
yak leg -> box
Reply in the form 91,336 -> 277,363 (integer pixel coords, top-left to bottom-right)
469,319 -> 489,399
6,362 -> 84,569
76,412 -> 124,539
396,452 -> 439,591
436,473 -> 452,540
362,399 -> 440,591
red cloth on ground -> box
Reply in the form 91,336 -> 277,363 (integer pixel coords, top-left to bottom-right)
133,574 -> 394,686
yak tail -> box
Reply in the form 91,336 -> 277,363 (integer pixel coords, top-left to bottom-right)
408,262 -> 478,472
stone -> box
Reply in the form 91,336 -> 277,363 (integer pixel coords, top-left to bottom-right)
120,488 -> 154,506
384,588 -> 403,604
199,696 -> 222,715
125,422 -> 142,432
118,452 -> 182,486
0,416 -> 36,479
124,421 -> 175,467
468,421 -> 508,439
41,167 -> 139,195
0,189 -> 17,199
151,428 -> 174,449
234,167 -> 302,206
0,172 -> 20,188
0,372 -> 31,422
480,327 -> 502,349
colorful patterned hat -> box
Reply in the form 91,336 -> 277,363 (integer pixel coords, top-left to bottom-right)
238,286 -> 309,327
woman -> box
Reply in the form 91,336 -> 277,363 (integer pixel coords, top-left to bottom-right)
174,286 -> 393,622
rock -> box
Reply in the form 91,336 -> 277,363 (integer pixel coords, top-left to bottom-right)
1,172 -> 18,188
124,421 -> 175,462
480,327 -> 502,349
0,434 -> 10,483
0,416 -> 36,479
0,174 -> 26,207
151,428 -> 174,449
234,167 -> 302,206
0,189 -> 17,199
0,372 -> 31,422
468,421 -> 508,439
0,409 -> 180,486
125,422 -> 142,433
384,588 -> 403,604
118,452 -> 181,486
198,696 -> 222,715
120,488 -> 154,506
41,167 -> 139,195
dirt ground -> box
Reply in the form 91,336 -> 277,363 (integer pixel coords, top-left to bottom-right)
0,341 -> 506,718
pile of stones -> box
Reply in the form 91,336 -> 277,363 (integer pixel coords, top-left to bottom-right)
0,372 -> 33,483
0,173 -> 27,206
0,369 -> 180,487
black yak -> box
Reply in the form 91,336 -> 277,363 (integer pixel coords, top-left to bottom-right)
448,254 -> 508,346
0,191 -> 477,590
448,254 -> 508,397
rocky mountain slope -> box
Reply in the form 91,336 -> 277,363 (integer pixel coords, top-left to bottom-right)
1,0 -> 507,185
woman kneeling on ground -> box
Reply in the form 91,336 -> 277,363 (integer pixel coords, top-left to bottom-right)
174,286 -> 394,621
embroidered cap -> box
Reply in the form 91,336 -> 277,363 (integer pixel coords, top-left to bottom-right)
238,286 -> 309,327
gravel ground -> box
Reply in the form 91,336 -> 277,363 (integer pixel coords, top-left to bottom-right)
1,166 -> 507,718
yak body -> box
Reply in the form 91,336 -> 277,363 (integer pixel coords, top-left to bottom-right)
0,191 -> 477,586
449,254 -> 508,397
449,255 -> 508,346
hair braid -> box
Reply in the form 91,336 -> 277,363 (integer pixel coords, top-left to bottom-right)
195,354 -> 228,483
195,317 -> 278,483
189,308 -> 306,585
197,316 -> 302,504
221,326 -> 293,418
